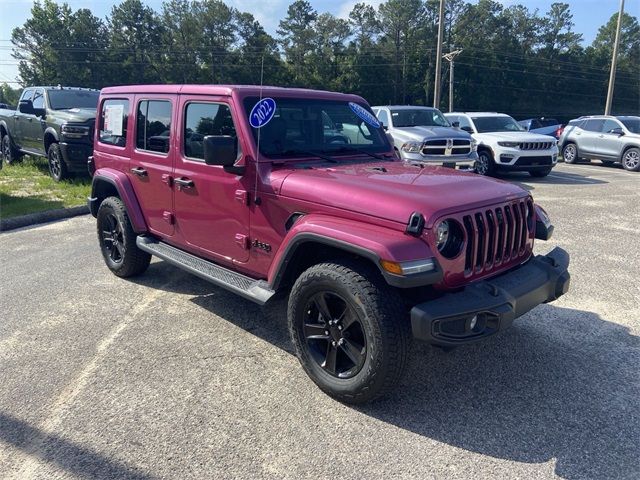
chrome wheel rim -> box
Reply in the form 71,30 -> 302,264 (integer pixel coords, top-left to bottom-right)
476,153 -> 490,175
564,145 -> 576,162
49,148 -> 61,178
1,137 -> 10,163
623,150 -> 639,170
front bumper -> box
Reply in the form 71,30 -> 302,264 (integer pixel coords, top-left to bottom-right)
401,150 -> 478,167
411,247 -> 570,347
60,141 -> 93,173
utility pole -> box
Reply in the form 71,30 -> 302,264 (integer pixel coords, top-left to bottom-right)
605,0 -> 625,115
443,49 -> 462,112
433,0 -> 446,109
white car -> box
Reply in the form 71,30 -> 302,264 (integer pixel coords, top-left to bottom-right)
444,112 -> 559,177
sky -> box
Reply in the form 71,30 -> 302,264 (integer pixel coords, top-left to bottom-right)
1,0 -> 638,85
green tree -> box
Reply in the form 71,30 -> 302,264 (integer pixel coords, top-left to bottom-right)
277,0 -> 318,85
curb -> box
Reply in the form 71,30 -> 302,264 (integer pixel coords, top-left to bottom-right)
0,205 -> 89,232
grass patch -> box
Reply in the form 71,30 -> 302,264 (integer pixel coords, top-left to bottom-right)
0,156 -> 90,219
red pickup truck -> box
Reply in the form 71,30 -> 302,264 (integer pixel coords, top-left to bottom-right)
89,85 -> 570,403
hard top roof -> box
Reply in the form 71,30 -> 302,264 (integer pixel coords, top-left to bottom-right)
372,105 -> 439,110
100,84 -> 366,103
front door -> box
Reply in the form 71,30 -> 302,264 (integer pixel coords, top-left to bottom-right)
128,95 -> 175,237
597,119 -> 624,159
172,96 -> 250,264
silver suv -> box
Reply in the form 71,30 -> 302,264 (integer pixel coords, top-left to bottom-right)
372,105 -> 477,167
559,115 -> 640,172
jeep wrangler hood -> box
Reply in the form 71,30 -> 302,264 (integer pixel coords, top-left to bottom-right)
277,161 -> 528,226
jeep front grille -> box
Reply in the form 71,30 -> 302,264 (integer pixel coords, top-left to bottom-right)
519,141 -> 553,150
421,139 -> 471,156
461,198 -> 533,275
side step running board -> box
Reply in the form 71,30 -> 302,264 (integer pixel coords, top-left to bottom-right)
136,236 -> 275,305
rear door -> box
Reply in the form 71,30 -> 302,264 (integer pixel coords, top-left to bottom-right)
129,95 -> 175,237
172,96 -> 250,264
597,119 -> 624,159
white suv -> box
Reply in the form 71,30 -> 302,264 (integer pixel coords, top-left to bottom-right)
445,112 -> 559,177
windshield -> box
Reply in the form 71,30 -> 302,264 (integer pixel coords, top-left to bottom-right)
472,115 -> 525,133
391,108 -> 450,128
47,90 -> 99,110
243,97 -> 389,160
620,118 -> 640,134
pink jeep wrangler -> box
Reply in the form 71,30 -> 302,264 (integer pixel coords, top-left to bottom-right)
88,85 -> 570,403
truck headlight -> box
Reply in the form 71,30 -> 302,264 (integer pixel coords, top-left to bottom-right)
497,141 -> 519,148
470,139 -> 478,152
62,124 -> 90,138
401,142 -> 423,153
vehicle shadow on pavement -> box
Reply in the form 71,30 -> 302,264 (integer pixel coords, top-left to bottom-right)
0,412 -> 154,480
130,263 -> 639,480
358,304 -> 639,480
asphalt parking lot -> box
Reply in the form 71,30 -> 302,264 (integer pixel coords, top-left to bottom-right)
1,162 -> 638,480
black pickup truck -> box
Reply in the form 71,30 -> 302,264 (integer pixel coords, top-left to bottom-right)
0,86 -> 99,180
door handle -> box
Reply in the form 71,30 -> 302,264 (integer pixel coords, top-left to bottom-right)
174,177 -> 194,189
130,167 -> 148,177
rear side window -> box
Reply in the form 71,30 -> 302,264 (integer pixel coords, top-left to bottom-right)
583,119 -> 604,132
99,99 -> 129,147
136,100 -> 172,154
184,102 -> 237,160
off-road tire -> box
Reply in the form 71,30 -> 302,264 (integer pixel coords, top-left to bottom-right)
476,149 -> 495,176
97,196 -> 151,277
621,147 -> 640,172
47,142 -> 68,181
1,134 -> 23,165
288,260 -> 410,404
529,167 -> 552,178
562,143 -> 579,164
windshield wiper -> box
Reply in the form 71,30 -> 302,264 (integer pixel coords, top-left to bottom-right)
279,148 -> 337,162
324,146 -> 388,160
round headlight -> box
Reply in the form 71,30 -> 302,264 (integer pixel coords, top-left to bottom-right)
435,219 -> 464,258
436,221 -> 450,251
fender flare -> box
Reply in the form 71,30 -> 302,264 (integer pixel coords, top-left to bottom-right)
43,127 -> 59,148
89,168 -> 148,233
268,214 -> 442,290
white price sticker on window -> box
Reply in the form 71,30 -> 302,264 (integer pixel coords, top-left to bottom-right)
104,104 -> 124,136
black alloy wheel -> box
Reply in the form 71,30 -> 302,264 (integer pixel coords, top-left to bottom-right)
302,291 -> 367,379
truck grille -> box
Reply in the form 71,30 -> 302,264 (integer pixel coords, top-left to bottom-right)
519,141 -> 553,150
421,139 -> 471,156
461,198 -> 533,276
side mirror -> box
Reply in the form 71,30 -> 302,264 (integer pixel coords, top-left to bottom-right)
18,99 -> 34,115
335,122 -> 343,131
203,135 -> 244,174
609,127 -> 624,136
461,126 -> 474,133
452,121 -> 460,128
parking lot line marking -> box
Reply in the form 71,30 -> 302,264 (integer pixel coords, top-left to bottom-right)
558,164 -> 632,176
546,174 -> 601,184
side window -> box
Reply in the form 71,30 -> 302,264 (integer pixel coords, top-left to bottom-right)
184,102 -> 237,160
377,109 -> 390,127
99,99 -> 129,147
32,89 -> 45,109
583,119 -> 604,132
20,89 -> 34,102
458,116 -> 473,132
136,100 -> 172,154
601,119 -> 620,133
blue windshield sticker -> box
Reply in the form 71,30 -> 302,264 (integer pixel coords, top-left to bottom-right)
249,97 -> 276,128
348,102 -> 380,128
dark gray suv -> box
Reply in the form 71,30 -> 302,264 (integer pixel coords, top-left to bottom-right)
559,115 -> 640,172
